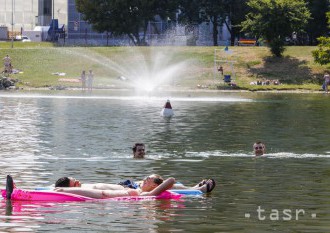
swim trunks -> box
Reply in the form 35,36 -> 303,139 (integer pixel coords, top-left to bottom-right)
118,180 -> 139,189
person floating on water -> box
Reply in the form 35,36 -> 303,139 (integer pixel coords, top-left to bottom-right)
253,141 -> 265,156
4,175 -> 216,199
56,174 -> 174,198
54,176 -> 216,193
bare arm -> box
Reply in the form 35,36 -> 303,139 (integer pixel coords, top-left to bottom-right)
54,187 -> 137,199
172,183 -> 190,189
140,177 -> 175,196
82,183 -> 126,190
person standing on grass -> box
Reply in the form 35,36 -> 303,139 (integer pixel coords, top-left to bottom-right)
3,55 -> 11,73
87,70 -> 94,91
81,70 -> 86,91
323,72 -> 330,93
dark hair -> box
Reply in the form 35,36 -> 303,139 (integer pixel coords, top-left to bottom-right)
143,174 -> 164,185
153,177 -> 163,185
132,143 -> 145,152
152,174 -> 163,185
55,177 -> 70,187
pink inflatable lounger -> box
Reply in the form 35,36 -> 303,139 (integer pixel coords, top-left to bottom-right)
1,189 -> 182,202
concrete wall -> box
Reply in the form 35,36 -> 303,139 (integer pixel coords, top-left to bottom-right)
0,0 -> 67,32
0,0 -> 38,31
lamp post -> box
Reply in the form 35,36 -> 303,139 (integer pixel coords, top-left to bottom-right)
52,0 -> 55,42
11,0 -> 14,48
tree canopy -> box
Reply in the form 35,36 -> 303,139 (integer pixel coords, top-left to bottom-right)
177,0 -> 249,46
241,0 -> 311,57
74,0 -> 330,49
199,0 -> 227,46
312,37 -> 330,65
75,0 -> 178,45
305,0 -> 330,45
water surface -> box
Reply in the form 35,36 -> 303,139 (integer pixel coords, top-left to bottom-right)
0,90 -> 329,232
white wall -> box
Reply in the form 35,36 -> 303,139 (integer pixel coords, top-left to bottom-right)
0,0 -> 67,32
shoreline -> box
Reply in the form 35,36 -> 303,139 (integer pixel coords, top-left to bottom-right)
8,86 -> 326,94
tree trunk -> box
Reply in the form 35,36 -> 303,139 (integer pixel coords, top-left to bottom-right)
212,15 -> 218,46
224,20 -> 234,45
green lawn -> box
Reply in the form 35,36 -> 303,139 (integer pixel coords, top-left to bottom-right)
0,42 -> 328,91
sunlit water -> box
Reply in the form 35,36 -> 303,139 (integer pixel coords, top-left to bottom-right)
0,90 -> 329,232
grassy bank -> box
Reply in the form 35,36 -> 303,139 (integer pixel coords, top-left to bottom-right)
0,42 -> 327,91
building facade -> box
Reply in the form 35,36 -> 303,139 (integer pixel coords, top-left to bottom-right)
0,0 -> 67,31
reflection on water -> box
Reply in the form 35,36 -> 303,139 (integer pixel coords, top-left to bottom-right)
0,198 -> 187,232
0,91 -> 329,232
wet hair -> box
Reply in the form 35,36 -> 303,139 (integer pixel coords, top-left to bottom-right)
132,143 -> 145,152
151,174 -> 163,185
55,177 -> 70,187
153,177 -> 163,185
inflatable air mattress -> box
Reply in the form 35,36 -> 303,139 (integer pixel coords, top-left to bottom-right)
1,189 -> 182,202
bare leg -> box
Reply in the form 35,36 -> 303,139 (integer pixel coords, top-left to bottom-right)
172,179 -> 208,189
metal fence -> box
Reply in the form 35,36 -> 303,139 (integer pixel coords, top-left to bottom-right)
62,21 -> 229,46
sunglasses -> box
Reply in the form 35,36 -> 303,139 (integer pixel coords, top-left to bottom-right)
254,146 -> 264,150
143,176 -> 163,185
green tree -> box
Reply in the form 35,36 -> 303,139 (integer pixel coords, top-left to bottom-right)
223,0 -> 250,46
75,0 -> 178,46
178,0 -> 249,46
306,0 -> 330,45
177,0 -> 225,46
312,37 -> 330,65
177,0 -> 202,25
241,0 -> 311,57
176,0 -> 203,45
199,0 -> 227,46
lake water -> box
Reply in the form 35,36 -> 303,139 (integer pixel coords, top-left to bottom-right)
0,90 -> 329,232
